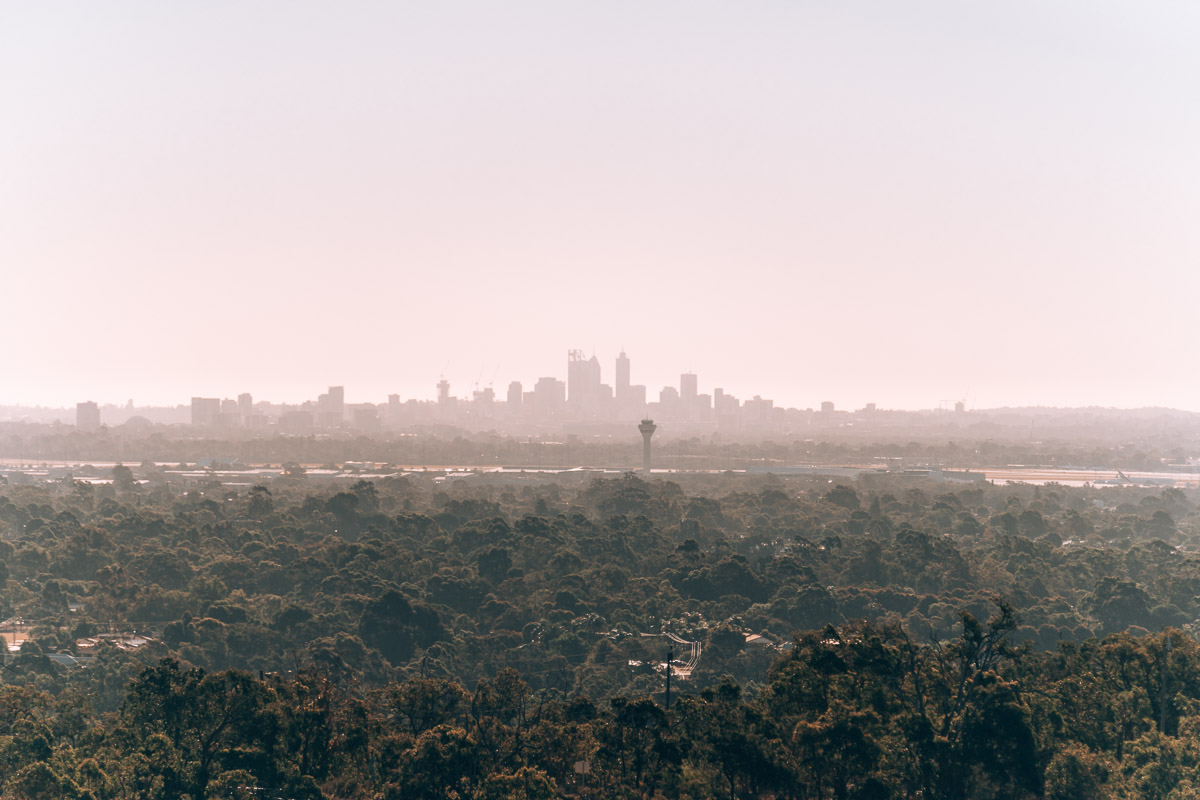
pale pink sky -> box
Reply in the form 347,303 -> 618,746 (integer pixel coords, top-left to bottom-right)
3,3 -> 1198,410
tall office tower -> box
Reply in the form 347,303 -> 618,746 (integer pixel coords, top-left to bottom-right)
507,381 -> 523,408
437,379 -> 450,404
567,350 -> 586,404
680,373 -> 698,401
191,397 -> 220,427
328,386 -> 345,417
238,393 -> 253,419
615,351 -> 631,398
76,401 -> 101,430
638,419 -> 657,476
713,387 -> 737,428
587,355 -> 601,404
567,349 -> 602,408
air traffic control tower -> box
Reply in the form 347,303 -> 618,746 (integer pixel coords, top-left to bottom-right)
638,419 -> 657,476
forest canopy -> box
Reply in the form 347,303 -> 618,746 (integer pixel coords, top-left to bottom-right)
0,468 -> 1198,798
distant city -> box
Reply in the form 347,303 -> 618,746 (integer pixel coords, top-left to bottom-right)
8,349 -> 1197,449
27,350 -> 918,437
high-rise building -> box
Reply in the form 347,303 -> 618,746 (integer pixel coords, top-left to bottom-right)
567,350 -> 602,408
616,351 -> 630,398
713,388 -> 739,428
745,396 -> 775,427
191,397 -> 220,427
534,377 -> 566,413
714,388 -> 740,415
437,379 -> 451,404
507,381 -> 523,408
76,401 -> 101,430
238,393 -> 253,419
317,386 -> 345,427
680,373 -> 698,401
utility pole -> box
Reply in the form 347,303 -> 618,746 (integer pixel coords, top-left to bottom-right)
665,645 -> 674,710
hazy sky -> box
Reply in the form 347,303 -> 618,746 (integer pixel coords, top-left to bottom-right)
3,2 -> 1198,411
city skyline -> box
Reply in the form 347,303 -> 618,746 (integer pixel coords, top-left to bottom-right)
53,348 -> 798,425
6,340 -> 1197,437
5,337 -> 1200,415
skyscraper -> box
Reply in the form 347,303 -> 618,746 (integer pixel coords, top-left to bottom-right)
680,373 -> 698,401
567,349 -> 602,409
616,351 -> 630,399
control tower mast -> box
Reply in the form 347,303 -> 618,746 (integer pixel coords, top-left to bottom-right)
638,419 -> 657,476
